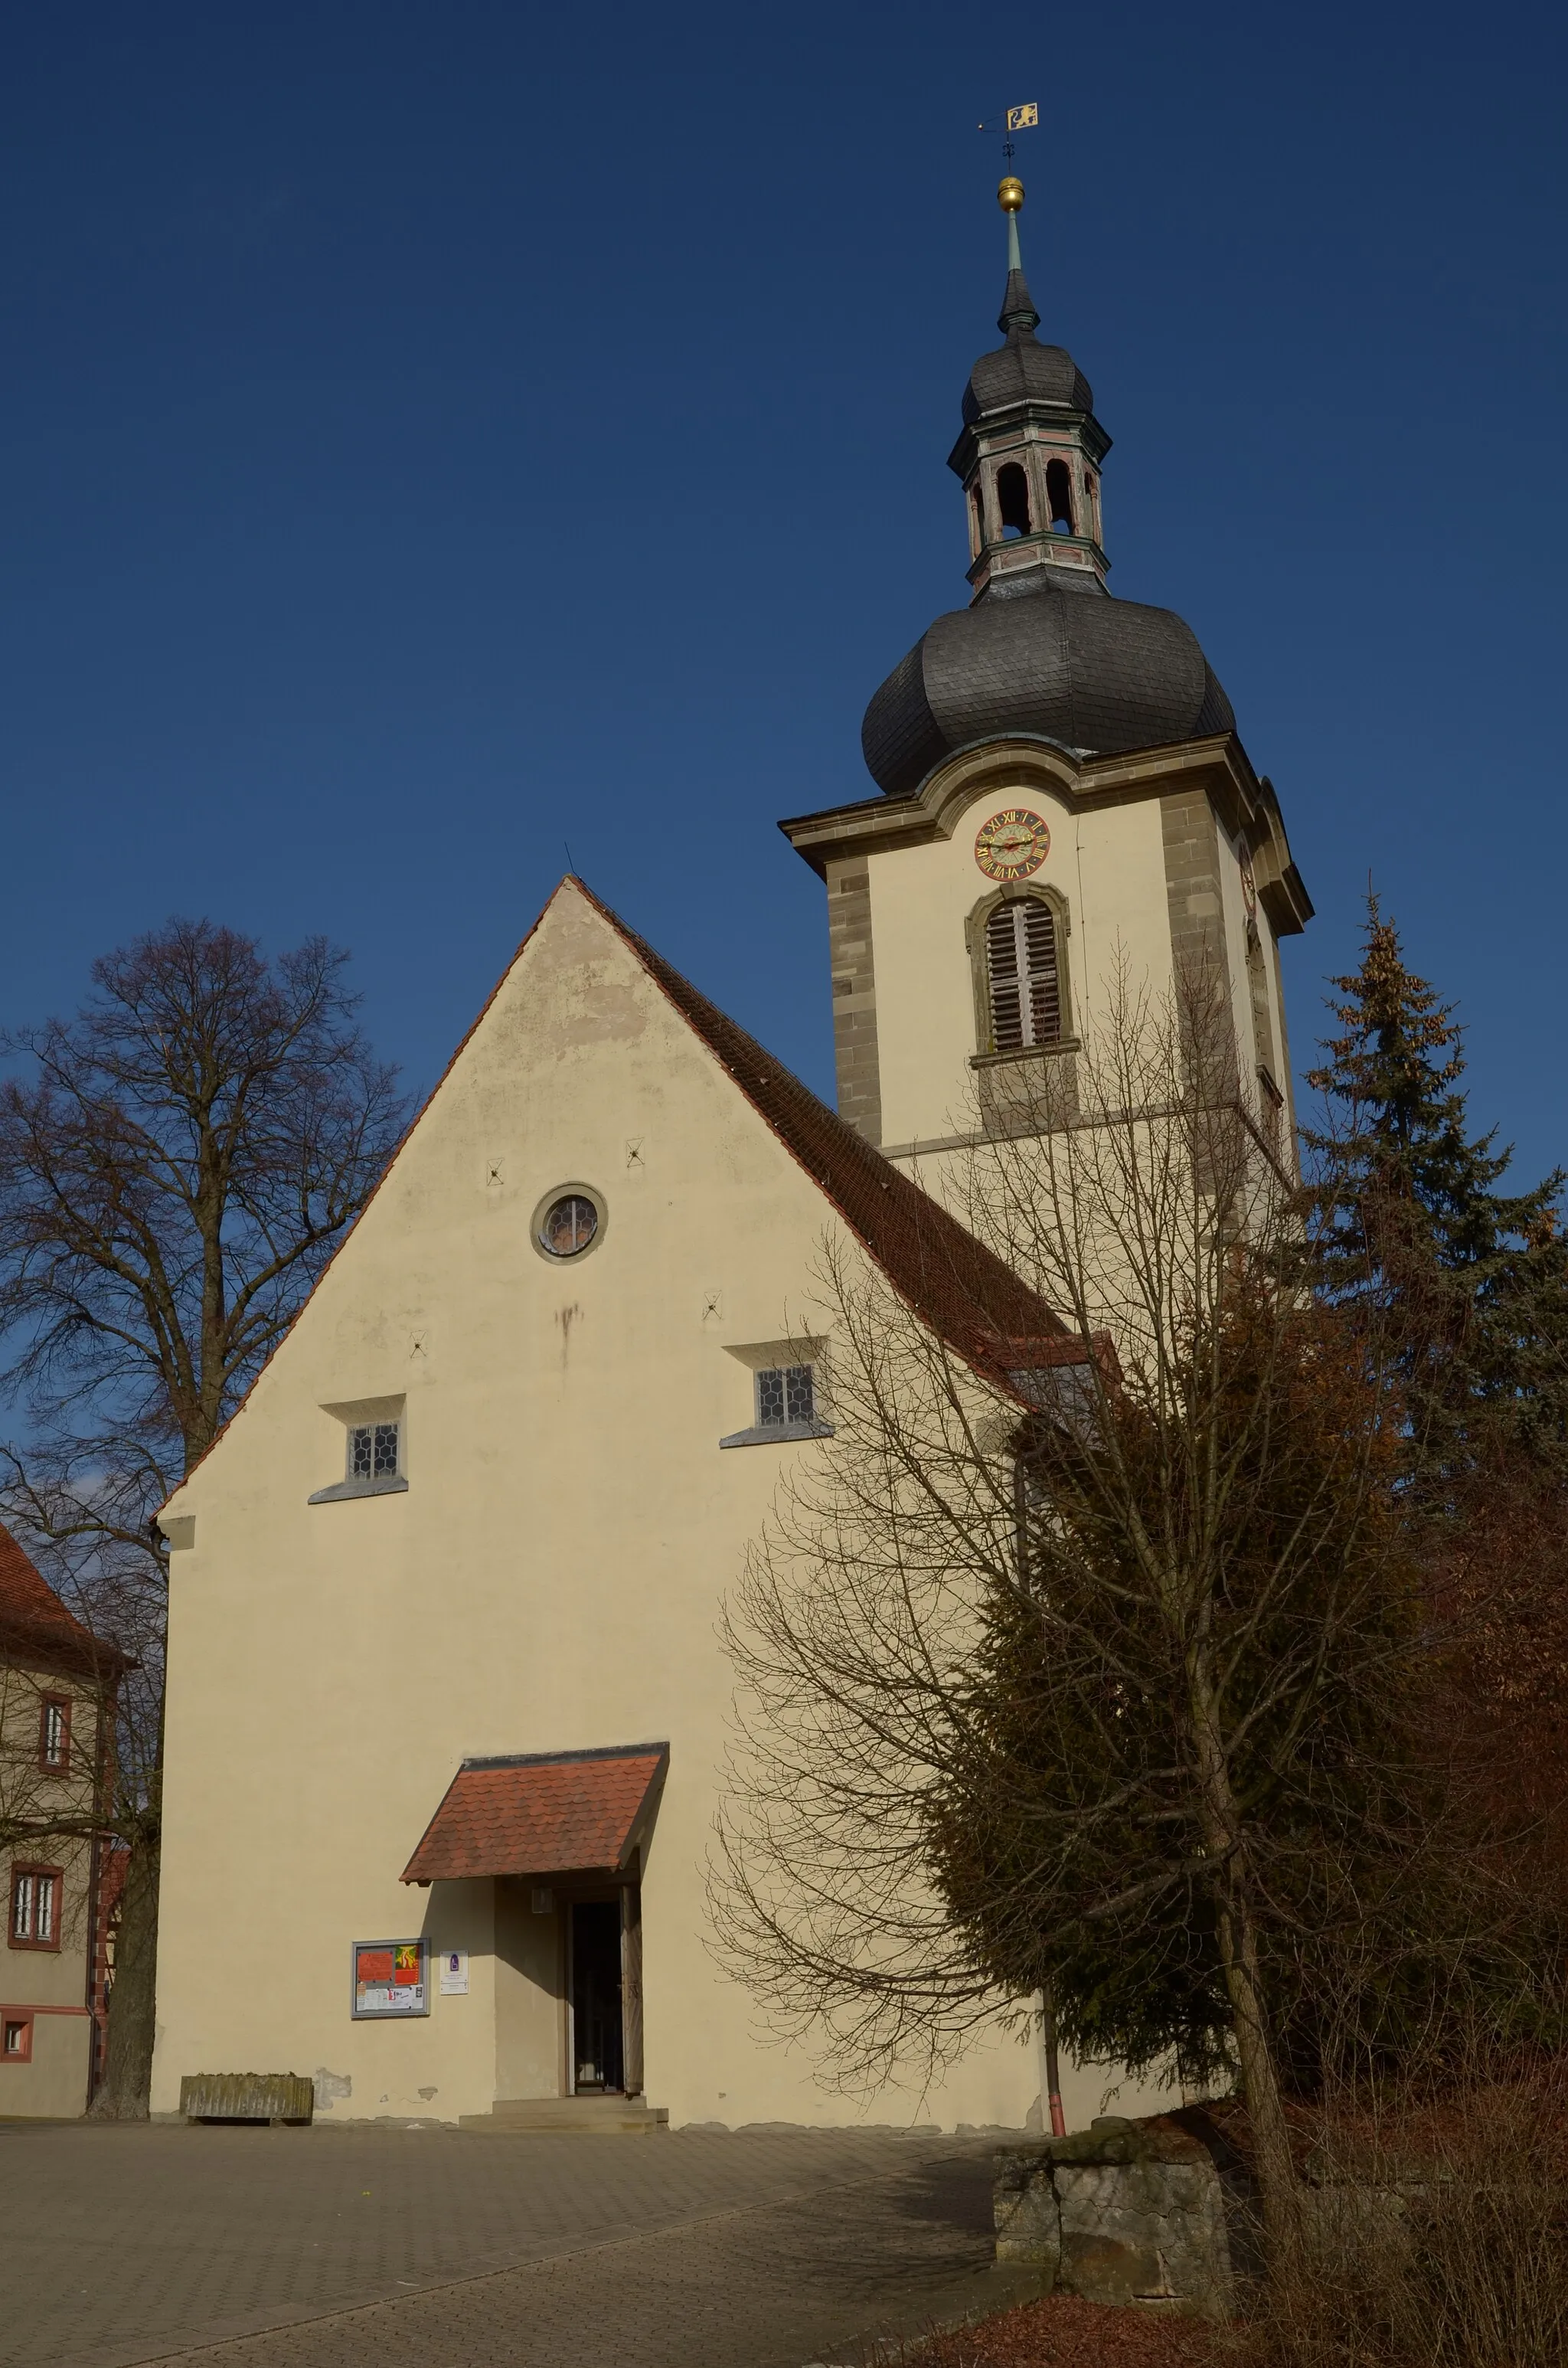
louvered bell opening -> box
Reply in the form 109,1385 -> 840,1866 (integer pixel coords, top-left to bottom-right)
986,904 -> 1025,1050
987,899 -> 1061,1052
1021,901 -> 1061,1045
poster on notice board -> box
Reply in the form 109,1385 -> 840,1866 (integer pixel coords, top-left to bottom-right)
351,1938 -> 430,2017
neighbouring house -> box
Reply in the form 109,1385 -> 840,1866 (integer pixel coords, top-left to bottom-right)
148,190 -> 1309,2131
0,1522 -> 125,2115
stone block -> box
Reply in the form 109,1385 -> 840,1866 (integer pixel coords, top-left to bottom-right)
1057,2156 -> 1234,2312
179,2072 -> 314,2124
993,2108 -> 1256,2317
993,2144 -> 1062,2279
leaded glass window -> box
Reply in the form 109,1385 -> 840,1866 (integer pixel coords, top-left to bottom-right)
756,1366 -> 815,1428
349,1422 -> 400,1483
539,1194 -> 598,1258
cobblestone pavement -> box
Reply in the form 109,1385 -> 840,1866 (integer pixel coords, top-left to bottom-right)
0,2121 -> 1036,2368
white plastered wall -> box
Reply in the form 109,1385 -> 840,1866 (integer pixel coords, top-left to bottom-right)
152,884 -> 1167,2131
869,781 -> 1176,1194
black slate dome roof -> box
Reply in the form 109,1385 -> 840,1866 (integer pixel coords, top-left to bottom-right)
962,339 -> 1093,426
861,579 -> 1236,800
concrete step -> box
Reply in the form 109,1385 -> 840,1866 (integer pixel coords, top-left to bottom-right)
459,2094 -> 670,2134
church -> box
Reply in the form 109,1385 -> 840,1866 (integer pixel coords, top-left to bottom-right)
149,182 -> 1311,2131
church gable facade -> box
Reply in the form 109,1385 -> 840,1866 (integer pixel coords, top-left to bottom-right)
150,882 -> 1084,2128
151,178 -> 1310,2133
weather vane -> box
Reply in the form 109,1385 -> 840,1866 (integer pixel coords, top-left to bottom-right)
976,101 -> 1039,172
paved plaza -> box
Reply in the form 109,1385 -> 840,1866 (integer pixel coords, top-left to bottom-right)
0,2120 -> 1037,2368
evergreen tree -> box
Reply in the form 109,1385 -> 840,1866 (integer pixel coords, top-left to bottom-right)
1305,895 -> 1568,1476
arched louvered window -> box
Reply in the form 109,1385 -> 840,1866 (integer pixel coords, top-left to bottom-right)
985,898 -> 1062,1051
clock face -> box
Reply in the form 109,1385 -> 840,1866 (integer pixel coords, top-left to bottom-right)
975,808 -> 1050,881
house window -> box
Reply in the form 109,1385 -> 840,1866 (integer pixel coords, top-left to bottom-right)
348,1423 -> 400,1483
1,2013 -> 32,2062
756,1366 -> 815,1428
39,1697 -> 70,1775
985,898 -> 1063,1051
10,1866 -> 62,1950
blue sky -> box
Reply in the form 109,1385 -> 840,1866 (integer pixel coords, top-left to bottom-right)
2,1 -> 1564,1182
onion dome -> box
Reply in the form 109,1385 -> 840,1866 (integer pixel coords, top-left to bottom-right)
862,587 -> 1235,799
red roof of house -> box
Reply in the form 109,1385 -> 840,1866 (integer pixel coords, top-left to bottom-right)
400,1745 -> 669,1885
0,1521 -> 125,1683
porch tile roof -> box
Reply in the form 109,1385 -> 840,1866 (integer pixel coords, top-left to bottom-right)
400,1744 -> 668,1885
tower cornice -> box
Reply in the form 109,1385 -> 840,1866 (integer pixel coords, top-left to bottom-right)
946,402 -> 1112,482
779,734 -> 1313,937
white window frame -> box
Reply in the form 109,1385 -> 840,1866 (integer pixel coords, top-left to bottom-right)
10,1866 -> 61,1948
39,1696 -> 70,1774
720,1350 -> 834,1450
348,1421 -> 401,1486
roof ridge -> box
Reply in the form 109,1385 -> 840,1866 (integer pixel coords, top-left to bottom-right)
461,1742 -> 669,1771
168,889 -> 573,1498
572,881 -> 1066,1376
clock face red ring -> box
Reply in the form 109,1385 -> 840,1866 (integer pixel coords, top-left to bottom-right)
975,807 -> 1050,881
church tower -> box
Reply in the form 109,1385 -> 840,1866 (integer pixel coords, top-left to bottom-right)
781,182 -> 1312,1175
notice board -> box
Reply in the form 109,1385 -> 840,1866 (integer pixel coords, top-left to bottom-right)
351,1938 -> 429,2018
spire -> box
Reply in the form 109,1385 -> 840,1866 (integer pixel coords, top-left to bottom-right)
996,176 -> 1040,339
951,172 -> 1110,599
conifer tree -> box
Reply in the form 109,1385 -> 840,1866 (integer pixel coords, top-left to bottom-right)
1305,895 -> 1568,1477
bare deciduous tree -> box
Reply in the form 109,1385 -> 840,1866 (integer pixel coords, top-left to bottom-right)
0,918 -> 405,2114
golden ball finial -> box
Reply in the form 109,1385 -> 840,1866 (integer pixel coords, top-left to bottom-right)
998,175 -> 1024,213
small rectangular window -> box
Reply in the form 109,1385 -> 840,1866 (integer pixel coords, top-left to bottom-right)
756,1366 -> 815,1428
719,1350 -> 831,1450
10,1866 -> 61,1949
309,1405 -> 408,1505
1,2013 -> 32,2062
348,1422 -> 400,1482
39,1697 -> 70,1775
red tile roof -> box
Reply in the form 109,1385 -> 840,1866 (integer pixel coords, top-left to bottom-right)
0,1521 -> 126,1682
581,884 -> 1069,1382
401,1745 -> 669,1885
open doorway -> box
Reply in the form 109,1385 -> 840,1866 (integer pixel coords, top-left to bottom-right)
570,1899 -> 625,2093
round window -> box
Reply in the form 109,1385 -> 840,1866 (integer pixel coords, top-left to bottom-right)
537,1192 -> 599,1259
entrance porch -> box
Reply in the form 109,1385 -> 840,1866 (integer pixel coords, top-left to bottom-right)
401,1742 -> 668,2124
